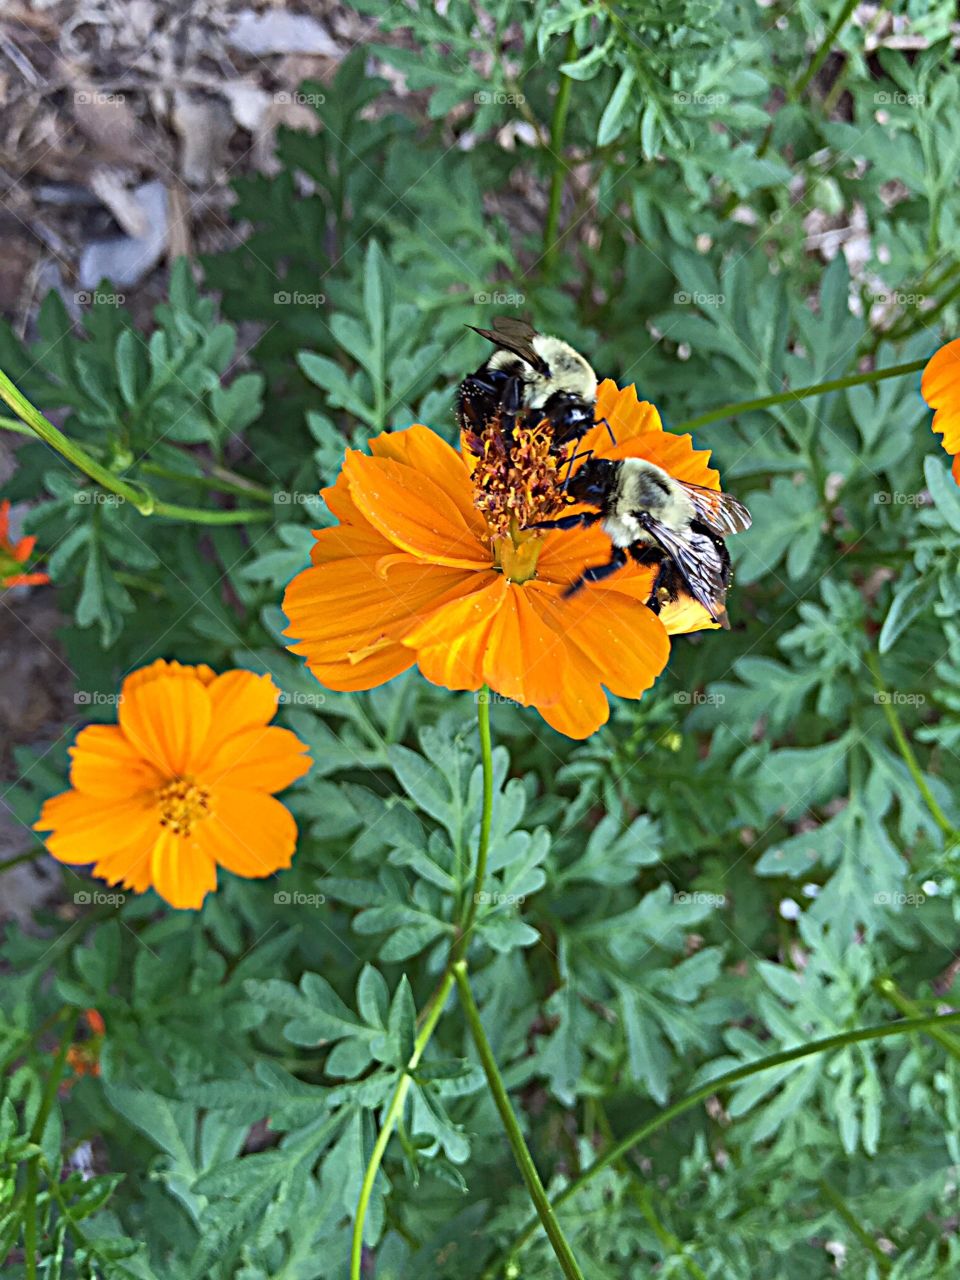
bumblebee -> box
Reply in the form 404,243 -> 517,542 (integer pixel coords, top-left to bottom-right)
536,456 -> 752,627
456,317 -> 601,451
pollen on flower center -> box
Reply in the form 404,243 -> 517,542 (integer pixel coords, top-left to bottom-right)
156,777 -> 211,837
465,416 -> 567,536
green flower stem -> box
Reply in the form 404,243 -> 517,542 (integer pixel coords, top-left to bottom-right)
817,1177 -> 892,1273
139,460 -> 275,503
792,0 -> 860,100
454,961 -> 586,1280
350,689 -> 498,1276
487,1009 -> 960,1276
866,652 -> 958,843
0,847 -> 45,874
672,359 -> 927,433
349,968 -> 456,1280
454,686 -> 494,961
543,32 -> 578,272
0,369 -> 272,525
23,1008 -> 78,1280
874,977 -> 960,1064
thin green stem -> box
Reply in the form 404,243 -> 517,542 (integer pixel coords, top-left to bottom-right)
139,460 -> 275,503
454,961 -> 586,1280
1,847 -> 45,874
349,968 -> 455,1280
454,687 -> 494,961
866,652 -> 958,842
672,359 -> 926,432
792,0 -> 860,100
0,369 -> 273,525
543,32 -> 578,272
23,1009 -> 78,1279
875,977 -> 960,1063
486,1009 -> 960,1276
817,1177 -> 892,1273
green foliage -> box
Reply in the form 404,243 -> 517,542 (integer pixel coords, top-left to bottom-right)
4,6 -> 960,1279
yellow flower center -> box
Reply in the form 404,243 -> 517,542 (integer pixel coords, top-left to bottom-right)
465,417 -> 568,537
156,777 -> 211,837
494,527 -> 543,584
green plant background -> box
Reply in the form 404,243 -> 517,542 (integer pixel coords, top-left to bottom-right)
3,4 -> 960,1277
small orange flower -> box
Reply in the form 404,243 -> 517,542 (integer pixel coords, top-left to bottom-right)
0,499 -> 49,587
64,1009 -> 106,1083
922,339 -> 960,484
35,660 -> 312,910
283,382 -> 725,739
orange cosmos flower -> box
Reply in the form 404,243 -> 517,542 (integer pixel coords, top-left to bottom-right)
35,660 -> 312,910
283,381 -> 725,739
0,499 -> 49,587
64,1009 -> 106,1084
922,339 -> 960,484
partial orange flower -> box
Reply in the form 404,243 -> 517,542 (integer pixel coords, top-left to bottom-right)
64,1009 -> 106,1084
0,499 -> 49,587
35,660 -> 312,910
922,339 -> 960,484
283,381 -> 724,739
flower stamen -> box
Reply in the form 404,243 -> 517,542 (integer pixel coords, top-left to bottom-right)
156,777 -> 211,837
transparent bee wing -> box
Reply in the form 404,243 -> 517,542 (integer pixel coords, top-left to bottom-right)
679,482 -> 752,536
467,317 -> 548,373
641,515 -> 729,624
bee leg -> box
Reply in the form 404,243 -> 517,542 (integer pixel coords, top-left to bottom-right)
559,447 -> 594,490
563,546 -> 628,598
646,560 -> 682,616
531,511 -> 602,533
595,416 -> 616,446
499,374 -> 525,443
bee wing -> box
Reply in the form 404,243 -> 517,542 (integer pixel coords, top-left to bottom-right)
678,482 -> 752,536
467,317 -> 549,374
641,515 -> 729,626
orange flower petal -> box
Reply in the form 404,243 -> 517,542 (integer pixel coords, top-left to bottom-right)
68,725 -> 163,798
481,584 -> 571,707
13,534 -> 36,563
535,659 -> 611,739
198,670 -> 281,762
195,786 -> 297,879
404,576 -> 508,692
203,726 -> 312,792
150,828 -> 218,909
922,339 -> 960,459
118,668 -> 213,776
369,425 -> 486,534
661,596 -> 720,634
35,790 -> 158,865
343,452 -> 490,568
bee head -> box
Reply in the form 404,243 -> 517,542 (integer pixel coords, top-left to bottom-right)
565,457 -> 616,506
